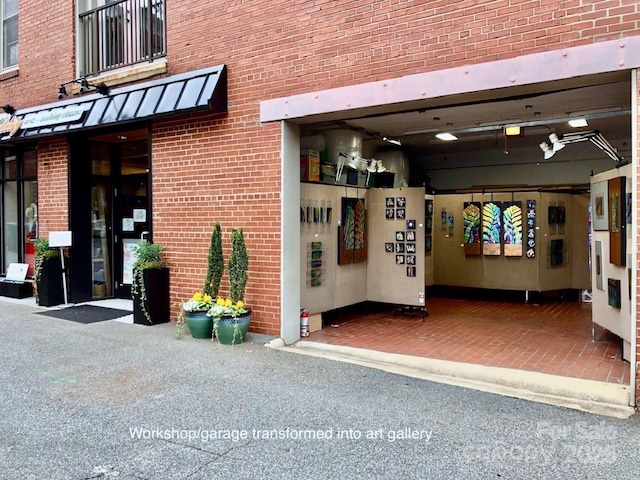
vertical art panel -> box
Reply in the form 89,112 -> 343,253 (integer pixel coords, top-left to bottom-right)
338,197 -> 367,265
526,200 -> 536,258
608,176 -> 625,266
503,201 -> 523,257
482,201 -> 502,256
463,202 -> 481,255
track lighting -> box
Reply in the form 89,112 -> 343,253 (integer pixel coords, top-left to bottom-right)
538,130 -> 623,164
1,104 -> 16,116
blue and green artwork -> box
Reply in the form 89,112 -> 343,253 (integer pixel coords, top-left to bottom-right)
463,201 -> 481,255
482,201 -> 502,256
503,201 -> 523,257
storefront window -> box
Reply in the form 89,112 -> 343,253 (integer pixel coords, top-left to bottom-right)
1,146 -> 37,276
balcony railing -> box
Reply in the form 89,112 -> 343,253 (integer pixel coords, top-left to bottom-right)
79,0 -> 166,77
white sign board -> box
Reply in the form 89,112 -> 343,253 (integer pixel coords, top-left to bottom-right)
3,263 -> 29,282
49,231 -> 72,247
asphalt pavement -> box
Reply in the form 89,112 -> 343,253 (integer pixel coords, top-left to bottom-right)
1,299 -> 639,480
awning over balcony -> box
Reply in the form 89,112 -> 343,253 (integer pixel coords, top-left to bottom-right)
0,64 -> 227,142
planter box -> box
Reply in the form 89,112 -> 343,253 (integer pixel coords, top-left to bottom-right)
0,280 -> 33,299
37,257 -> 64,307
132,267 -> 170,325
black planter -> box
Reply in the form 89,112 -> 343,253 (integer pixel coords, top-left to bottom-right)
37,257 -> 64,307
132,267 -> 170,325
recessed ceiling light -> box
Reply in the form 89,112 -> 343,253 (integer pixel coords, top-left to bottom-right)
568,118 -> 588,128
436,133 -> 458,141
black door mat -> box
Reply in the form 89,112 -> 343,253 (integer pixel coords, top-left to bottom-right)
36,305 -> 132,324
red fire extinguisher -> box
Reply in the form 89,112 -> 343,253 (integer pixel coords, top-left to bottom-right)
300,309 -> 310,337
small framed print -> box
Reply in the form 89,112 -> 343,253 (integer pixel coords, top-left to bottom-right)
386,197 -> 395,207
385,242 -> 394,253
407,266 -> 416,277
396,231 -> 405,241
425,199 -> 434,217
406,255 -> 416,265
425,217 -> 433,233
396,197 -> 406,207
396,208 -> 406,219
396,254 -> 405,264
406,243 -> 416,253
406,231 -> 416,242
425,236 -> 432,253
385,208 -> 395,219
396,243 -> 405,253
406,219 -> 416,230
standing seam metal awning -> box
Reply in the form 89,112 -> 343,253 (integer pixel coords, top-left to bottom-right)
1,64 -> 227,142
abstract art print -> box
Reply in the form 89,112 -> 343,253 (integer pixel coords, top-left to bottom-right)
482,201 -> 502,256
463,201 -> 481,255
338,197 -> 367,265
591,181 -> 608,231
608,176 -> 625,267
503,201 -> 523,257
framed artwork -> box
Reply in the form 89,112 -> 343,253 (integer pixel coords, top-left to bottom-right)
482,201 -> 502,256
338,197 -> 367,265
463,202 -> 481,255
396,197 -> 406,207
395,243 -> 405,253
526,199 -> 536,259
406,243 -> 416,253
548,205 -> 558,225
406,231 -> 416,242
425,217 -> 433,233
608,176 -> 625,267
396,231 -> 405,241
406,266 -> 416,277
406,255 -> 416,265
396,255 -> 405,265
396,208 -> 406,219
503,201 -> 523,257
425,199 -> 434,217
595,241 -> 604,290
425,236 -> 432,253
607,278 -> 621,309
386,197 -> 395,207
550,239 -> 564,267
406,219 -> 416,230
591,181 -> 608,231
385,208 -> 394,219
384,242 -> 394,253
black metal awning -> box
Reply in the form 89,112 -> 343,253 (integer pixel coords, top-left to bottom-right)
1,64 -> 227,142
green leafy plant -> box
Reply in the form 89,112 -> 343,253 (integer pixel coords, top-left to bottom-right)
228,228 -> 248,303
33,238 -> 59,303
207,297 -> 249,343
131,240 -> 166,324
203,221 -> 223,298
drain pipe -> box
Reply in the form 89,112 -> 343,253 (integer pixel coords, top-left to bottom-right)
630,69 -> 638,407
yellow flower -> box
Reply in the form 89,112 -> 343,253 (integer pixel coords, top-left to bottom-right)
193,291 -> 203,301
236,301 -> 244,309
216,297 -> 225,306
203,294 -> 212,303
224,298 -> 232,307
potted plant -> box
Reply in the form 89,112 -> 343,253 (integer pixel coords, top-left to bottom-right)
208,228 -> 250,344
131,240 -> 170,325
34,238 -> 63,306
175,222 -> 223,339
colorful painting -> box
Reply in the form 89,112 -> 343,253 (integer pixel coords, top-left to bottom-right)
526,199 -> 536,259
482,202 -> 502,256
608,176 -> 626,267
607,278 -> 621,308
338,197 -> 367,265
463,201 -> 481,255
503,201 -> 523,257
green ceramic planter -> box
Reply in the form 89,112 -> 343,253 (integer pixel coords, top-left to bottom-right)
186,311 -> 213,339
214,311 -> 251,345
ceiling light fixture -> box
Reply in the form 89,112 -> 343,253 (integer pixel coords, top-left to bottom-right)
435,133 -> 458,141
504,125 -> 522,136
538,130 -> 623,164
382,136 -> 401,146
568,118 -> 588,128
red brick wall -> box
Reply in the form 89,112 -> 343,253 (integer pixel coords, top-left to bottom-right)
4,1 -> 640,342
36,138 -> 69,237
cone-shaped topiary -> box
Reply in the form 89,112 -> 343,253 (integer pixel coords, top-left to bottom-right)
203,221 -> 223,298
228,228 -> 248,303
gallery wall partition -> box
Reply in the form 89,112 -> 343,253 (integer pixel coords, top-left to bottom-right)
590,164 -> 633,361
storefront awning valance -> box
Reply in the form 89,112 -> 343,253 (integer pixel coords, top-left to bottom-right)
1,64 -> 227,142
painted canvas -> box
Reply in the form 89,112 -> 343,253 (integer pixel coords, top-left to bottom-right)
482,201 -> 502,256
608,176 -> 625,267
591,181 -> 608,231
607,278 -> 621,308
503,201 -> 523,257
550,239 -> 564,267
338,197 -> 367,265
526,199 -> 536,259
463,201 -> 481,255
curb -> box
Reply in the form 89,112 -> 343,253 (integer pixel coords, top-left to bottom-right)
266,339 -> 636,419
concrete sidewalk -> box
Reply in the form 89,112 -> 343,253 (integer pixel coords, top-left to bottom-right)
266,339 -> 635,419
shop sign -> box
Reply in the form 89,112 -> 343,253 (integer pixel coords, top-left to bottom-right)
0,115 -> 22,136
20,107 -> 86,129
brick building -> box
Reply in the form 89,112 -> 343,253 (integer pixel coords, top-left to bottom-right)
0,1 -> 639,405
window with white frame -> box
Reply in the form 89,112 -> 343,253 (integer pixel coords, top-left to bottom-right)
1,0 -> 18,70
77,0 -> 165,77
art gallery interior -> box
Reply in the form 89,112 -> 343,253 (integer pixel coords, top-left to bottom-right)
297,71 -> 633,384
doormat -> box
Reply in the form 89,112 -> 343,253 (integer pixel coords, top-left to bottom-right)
36,305 -> 132,324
